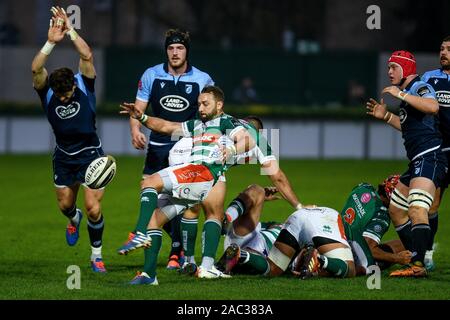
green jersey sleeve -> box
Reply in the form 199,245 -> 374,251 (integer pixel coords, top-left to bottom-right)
181,119 -> 196,137
362,206 -> 390,244
220,115 -> 245,139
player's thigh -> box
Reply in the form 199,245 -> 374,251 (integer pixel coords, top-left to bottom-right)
202,180 -> 226,220
83,187 -> 105,217
55,184 -> 80,210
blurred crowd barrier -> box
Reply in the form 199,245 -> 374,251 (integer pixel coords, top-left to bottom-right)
0,116 -> 406,159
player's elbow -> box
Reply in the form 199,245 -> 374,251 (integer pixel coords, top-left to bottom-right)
429,100 -> 439,114
80,49 -> 93,61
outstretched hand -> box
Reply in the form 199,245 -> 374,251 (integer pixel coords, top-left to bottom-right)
264,187 -> 282,201
366,98 -> 387,120
119,102 -> 142,119
47,16 -> 66,43
50,6 -> 72,32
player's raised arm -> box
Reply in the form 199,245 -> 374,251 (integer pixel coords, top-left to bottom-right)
51,6 -> 95,79
120,102 -> 183,136
31,16 -> 65,90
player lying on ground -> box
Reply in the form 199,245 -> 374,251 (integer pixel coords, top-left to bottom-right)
118,86 -> 256,284
217,177 -> 412,278
213,184 -> 356,278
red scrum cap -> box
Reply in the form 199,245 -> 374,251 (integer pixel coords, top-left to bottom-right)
388,50 -> 417,79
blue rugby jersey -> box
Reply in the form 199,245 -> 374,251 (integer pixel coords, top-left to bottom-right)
398,76 -> 441,160
422,69 -> 450,152
35,73 -> 101,155
136,63 -> 214,144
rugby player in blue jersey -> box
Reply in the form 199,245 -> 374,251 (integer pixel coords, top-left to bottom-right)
366,51 -> 447,277
127,29 -> 214,269
419,36 -> 450,270
31,7 -> 108,272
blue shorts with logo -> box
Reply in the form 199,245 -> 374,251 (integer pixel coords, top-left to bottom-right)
52,147 -> 105,187
399,150 -> 448,188
143,142 -> 176,175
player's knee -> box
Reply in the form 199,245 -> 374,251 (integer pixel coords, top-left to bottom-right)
242,184 -> 265,207
57,198 -> 75,212
408,188 -> 433,211
85,201 -> 101,219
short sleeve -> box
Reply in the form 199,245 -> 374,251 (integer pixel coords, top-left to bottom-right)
181,119 -> 196,137
136,69 -> 154,102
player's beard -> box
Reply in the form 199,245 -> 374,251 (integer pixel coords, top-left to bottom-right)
169,57 -> 187,71
441,58 -> 450,70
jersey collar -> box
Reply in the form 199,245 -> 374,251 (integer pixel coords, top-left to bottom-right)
163,62 -> 193,75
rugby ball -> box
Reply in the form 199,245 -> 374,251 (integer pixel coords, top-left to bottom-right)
85,155 -> 116,189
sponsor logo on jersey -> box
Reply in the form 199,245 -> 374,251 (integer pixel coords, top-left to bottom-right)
322,225 -> 332,233
160,95 -> 190,112
361,192 -> 372,203
138,80 -> 143,90
436,91 -> 450,107
55,102 -> 80,119
352,193 -> 367,217
399,108 -> 407,124
192,134 -> 219,144
185,84 -> 192,94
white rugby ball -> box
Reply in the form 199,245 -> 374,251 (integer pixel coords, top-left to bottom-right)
85,155 -> 116,189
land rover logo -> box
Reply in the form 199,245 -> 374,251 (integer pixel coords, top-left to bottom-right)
55,102 -> 80,119
436,91 -> 450,107
160,95 -> 190,112
399,108 -> 407,124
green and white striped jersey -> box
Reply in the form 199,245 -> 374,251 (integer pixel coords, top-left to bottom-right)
181,113 -> 245,181
260,222 -> 283,253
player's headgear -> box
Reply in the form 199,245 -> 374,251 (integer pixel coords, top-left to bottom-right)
378,174 -> 400,201
388,51 -> 416,85
165,29 -> 190,55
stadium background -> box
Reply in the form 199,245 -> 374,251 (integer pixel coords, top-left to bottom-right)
0,0 -> 449,300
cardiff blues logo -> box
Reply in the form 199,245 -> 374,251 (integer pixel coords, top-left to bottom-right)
160,95 -> 190,112
399,108 -> 407,124
185,84 -> 192,94
55,102 -> 80,119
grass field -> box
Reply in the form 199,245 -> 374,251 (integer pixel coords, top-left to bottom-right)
0,155 -> 449,300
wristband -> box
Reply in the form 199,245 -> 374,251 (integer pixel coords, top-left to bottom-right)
296,203 -> 303,210
387,113 -> 394,124
138,114 -> 148,124
227,145 -> 237,157
67,28 -> 79,41
40,41 -> 55,55
383,111 -> 390,121
397,91 -> 409,101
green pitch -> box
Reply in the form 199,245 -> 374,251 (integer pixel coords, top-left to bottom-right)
0,155 -> 449,300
